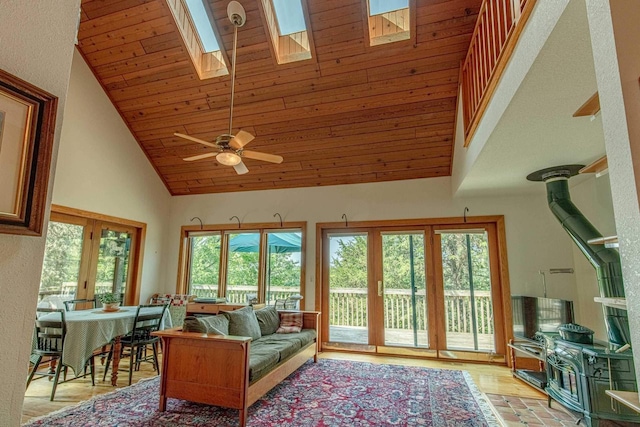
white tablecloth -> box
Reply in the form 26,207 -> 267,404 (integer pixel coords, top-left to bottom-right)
38,306 -> 171,376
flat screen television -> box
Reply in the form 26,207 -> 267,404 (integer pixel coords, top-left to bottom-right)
512,296 -> 574,341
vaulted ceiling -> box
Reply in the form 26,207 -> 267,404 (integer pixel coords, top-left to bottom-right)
77,0 -> 482,195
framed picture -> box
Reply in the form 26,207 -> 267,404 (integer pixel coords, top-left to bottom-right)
0,69 -> 58,236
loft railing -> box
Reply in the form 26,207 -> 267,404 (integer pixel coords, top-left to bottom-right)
461,0 -> 536,146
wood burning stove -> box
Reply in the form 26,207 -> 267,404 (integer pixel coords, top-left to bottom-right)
539,333 -> 639,426
527,165 -> 639,426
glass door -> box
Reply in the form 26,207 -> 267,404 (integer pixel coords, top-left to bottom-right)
89,222 -> 135,303
380,232 -> 429,348
38,211 -> 142,308
326,232 -> 370,345
436,228 -> 496,353
39,214 -> 91,305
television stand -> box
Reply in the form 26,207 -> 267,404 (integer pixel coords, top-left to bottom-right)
508,339 -> 547,394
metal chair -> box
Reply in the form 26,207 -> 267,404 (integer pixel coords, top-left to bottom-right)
103,304 -> 168,385
27,308 -> 95,400
63,298 -> 97,311
274,294 -> 303,310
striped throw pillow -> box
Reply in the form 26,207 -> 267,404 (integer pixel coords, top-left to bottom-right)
276,312 -> 303,334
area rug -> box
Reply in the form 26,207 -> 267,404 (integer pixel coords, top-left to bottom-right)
24,359 -> 500,426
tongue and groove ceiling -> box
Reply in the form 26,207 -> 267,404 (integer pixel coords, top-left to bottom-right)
77,0 -> 482,195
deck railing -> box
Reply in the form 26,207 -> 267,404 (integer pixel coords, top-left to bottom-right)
461,0 -> 535,145
39,283 -> 493,335
329,289 -> 494,335
191,284 -> 299,304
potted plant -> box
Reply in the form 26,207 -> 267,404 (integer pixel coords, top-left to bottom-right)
97,293 -> 121,312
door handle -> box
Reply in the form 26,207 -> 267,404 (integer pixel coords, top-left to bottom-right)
378,280 -> 383,296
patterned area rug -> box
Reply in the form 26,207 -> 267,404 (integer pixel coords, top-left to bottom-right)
24,359 -> 499,426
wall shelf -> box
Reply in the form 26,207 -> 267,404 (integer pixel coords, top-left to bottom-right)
606,390 -> 640,413
580,155 -> 608,177
594,297 -> 627,310
587,235 -> 618,248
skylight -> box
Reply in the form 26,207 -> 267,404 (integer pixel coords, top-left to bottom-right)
184,0 -> 219,52
272,0 -> 306,36
369,0 -> 408,16
366,0 -> 412,46
260,0 -> 313,64
166,0 -> 228,79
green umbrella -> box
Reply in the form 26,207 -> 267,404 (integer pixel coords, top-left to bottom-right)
229,232 -> 301,253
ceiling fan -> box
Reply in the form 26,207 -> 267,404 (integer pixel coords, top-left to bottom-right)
174,1 -> 283,175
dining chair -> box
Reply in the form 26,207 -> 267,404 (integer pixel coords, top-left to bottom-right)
27,308 -> 95,401
102,303 -> 168,385
149,294 -> 172,305
63,297 -> 97,311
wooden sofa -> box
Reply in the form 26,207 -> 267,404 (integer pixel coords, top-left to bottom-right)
153,311 -> 320,427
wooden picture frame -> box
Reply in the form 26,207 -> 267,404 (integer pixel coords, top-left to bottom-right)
0,69 -> 58,236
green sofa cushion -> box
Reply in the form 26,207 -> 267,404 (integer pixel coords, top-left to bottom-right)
222,306 -> 261,341
260,329 -> 316,349
253,336 -> 301,362
254,305 -> 280,336
248,346 -> 280,382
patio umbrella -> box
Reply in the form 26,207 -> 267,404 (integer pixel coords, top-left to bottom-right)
229,232 -> 301,253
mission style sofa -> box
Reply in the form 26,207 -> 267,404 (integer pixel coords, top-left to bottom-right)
153,305 -> 320,426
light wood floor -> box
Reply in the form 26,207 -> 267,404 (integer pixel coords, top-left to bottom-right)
21,351 -> 544,424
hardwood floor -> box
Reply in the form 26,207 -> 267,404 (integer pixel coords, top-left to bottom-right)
21,351 -> 544,424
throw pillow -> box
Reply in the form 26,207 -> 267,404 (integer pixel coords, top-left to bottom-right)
199,314 -> 229,335
182,315 -> 205,333
182,315 -> 229,335
222,306 -> 262,341
276,311 -> 303,334
255,305 -> 280,336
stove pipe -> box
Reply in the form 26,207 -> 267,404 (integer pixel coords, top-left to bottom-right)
527,165 -> 630,346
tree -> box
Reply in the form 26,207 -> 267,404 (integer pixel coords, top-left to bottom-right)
330,236 -> 368,289
40,221 -> 83,293
441,233 -> 490,291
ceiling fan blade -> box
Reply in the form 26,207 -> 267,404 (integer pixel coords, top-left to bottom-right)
242,150 -> 283,164
174,132 -> 218,148
183,152 -> 217,162
229,130 -> 255,149
233,161 -> 249,175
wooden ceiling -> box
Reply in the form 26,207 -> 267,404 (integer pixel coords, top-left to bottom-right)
77,0 -> 482,195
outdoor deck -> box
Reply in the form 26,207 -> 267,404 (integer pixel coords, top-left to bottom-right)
329,326 -> 495,351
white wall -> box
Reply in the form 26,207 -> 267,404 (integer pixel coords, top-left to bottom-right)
165,177 -> 581,310
53,51 -> 172,303
0,1 -> 81,425
570,174 -> 617,340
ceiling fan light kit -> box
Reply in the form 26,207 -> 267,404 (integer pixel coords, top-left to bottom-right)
216,151 -> 242,166
175,1 -> 283,174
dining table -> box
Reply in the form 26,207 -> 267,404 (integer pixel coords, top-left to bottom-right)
37,305 -> 172,386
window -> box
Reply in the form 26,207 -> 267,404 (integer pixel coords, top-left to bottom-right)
365,0 -> 413,46
38,207 -> 145,308
179,223 -> 306,307
260,0 -> 314,64
166,0 -> 228,79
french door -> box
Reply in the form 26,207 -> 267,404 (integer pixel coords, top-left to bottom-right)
38,209 -> 141,307
321,222 -> 507,362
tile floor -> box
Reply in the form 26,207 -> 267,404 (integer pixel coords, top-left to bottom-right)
487,394 -> 579,426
